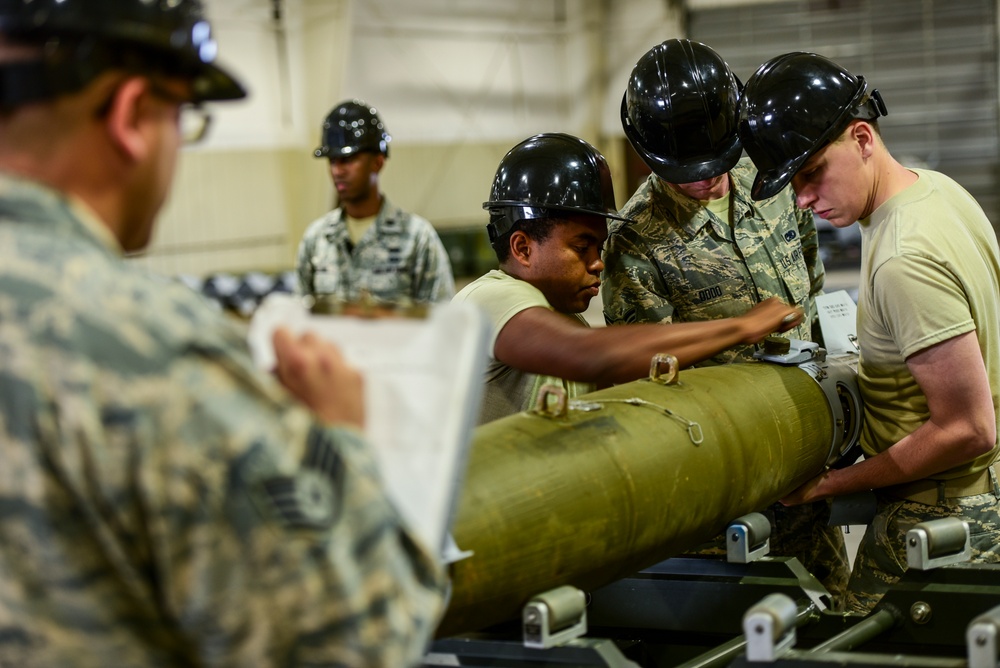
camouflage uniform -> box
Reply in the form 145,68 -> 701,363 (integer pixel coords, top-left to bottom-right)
602,159 -> 849,609
0,175 -> 445,667
602,157 -> 825,365
847,490 -> 1000,613
296,197 -> 455,305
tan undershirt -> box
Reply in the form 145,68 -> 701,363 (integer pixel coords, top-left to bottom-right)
346,213 -> 377,246
703,191 -> 732,223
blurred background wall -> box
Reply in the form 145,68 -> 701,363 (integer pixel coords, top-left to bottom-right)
127,0 -> 999,287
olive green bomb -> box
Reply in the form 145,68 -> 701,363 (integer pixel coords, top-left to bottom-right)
439,357 -> 859,636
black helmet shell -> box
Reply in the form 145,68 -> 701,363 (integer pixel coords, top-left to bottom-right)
622,39 -> 742,183
314,100 -> 391,159
483,133 -> 631,242
738,52 -> 887,200
0,0 -> 245,102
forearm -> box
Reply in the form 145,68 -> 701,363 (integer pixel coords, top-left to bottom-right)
569,319 -> 750,385
497,302 -> 798,389
840,332 -> 999,493
799,332 -> 998,503
792,416 -> 995,502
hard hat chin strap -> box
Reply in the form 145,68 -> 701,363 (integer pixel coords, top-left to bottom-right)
870,89 -> 888,117
849,78 -> 888,123
485,205 -> 552,245
853,88 -> 888,122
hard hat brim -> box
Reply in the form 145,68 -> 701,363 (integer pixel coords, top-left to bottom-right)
191,60 -> 246,102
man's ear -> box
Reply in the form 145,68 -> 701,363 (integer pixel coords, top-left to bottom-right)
372,153 -> 386,173
852,120 -> 876,161
509,230 -> 532,267
103,77 -> 152,163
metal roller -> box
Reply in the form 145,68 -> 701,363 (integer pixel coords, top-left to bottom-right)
727,512 -> 772,564
438,354 -> 862,636
522,585 -> 588,650
732,512 -> 771,546
924,518 -> 969,557
743,593 -> 800,661
968,604 -> 1000,668
906,516 -> 972,570
528,586 -> 586,633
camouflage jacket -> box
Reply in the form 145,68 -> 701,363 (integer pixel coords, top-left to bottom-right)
296,197 -> 455,305
602,158 -> 825,364
0,176 -> 444,667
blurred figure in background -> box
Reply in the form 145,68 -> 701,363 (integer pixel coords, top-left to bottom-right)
297,99 -> 455,306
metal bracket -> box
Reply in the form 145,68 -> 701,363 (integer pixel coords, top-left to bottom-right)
753,338 -> 820,365
968,604 -> 1000,668
753,338 -> 863,468
906,516 -> 971,570
727,512 -> 772,564
796,358 -> 864,469
533,384 -> 568,418
744,593 -> 798,662
523,585 -> 588,649
648,352 -> 679,385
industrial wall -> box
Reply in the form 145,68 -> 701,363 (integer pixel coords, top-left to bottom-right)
129,0 -> 683,278
128,0 -> 1000,282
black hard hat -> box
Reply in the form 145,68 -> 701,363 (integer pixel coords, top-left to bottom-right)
314,100 -> 391,159
621,39 -> 743,183
0,0 -> 246,105
738,52 -> 887,201
483,133 -> 631,243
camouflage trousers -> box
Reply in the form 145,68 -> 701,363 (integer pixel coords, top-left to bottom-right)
690,500 -> 851,611
846,491 -> 1000,614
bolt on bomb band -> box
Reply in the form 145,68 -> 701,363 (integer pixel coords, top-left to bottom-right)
0,0 -> 996,665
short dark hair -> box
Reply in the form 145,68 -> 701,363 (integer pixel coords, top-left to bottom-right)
491,215 -> 557,263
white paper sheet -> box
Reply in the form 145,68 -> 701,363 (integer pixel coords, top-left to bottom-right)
247,294 -> 490,557
816,290 -> 859,357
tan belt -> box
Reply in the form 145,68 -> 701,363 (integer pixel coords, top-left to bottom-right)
884,465 -> 999,505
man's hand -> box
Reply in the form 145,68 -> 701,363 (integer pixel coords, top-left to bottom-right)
272,327 -> 365,429
780,471 -> 831,506
738,297 -> 804,344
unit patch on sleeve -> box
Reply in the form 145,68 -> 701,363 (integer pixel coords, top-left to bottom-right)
259,426 -> 345,530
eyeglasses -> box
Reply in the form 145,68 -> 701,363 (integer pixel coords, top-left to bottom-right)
178,105 -> 213,145
148,81 -> 213,145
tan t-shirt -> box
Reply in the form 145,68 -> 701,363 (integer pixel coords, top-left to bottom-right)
453,269 -> 596,424
858,169 -> 1000,478
345,213 -> 376,246
703,192 -> 731,221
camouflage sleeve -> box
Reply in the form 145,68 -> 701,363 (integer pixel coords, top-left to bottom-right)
409,221 -> 455,303
151,351 -> 446,665
797,206 -> 825,299
295,228 -> 316,296
601,230 -> 675,325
